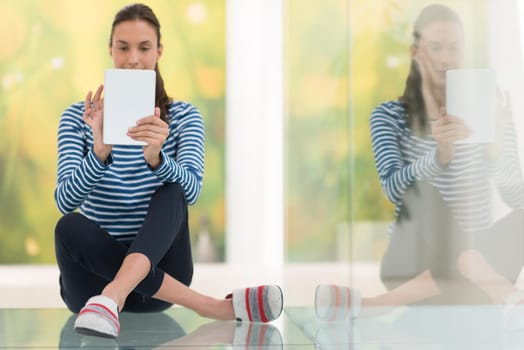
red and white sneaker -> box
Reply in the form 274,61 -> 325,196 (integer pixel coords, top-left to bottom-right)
226,285 -> 283,322
74,295 -> 120,339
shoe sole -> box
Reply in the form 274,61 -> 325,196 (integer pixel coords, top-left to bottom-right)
75,326 -> 117,339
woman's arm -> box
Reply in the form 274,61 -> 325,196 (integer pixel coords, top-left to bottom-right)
149,103 -> 205,205
54,103 -> 112,214
370,104 -> 443,204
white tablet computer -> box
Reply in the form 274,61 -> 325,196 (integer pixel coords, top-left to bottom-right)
446,68 -> 496,144
103,69 -> 156,145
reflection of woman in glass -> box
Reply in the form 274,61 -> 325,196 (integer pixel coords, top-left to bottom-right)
317,3 -> 524,324
54,3 -> 282,339
373,1 -> 524,306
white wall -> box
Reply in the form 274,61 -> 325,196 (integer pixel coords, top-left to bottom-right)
225,0 -> 284,276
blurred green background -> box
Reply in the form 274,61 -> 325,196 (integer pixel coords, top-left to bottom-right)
0,0 -> 226,263
0,0 -> 488,263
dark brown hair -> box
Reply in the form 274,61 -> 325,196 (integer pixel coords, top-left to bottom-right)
399,4 -> 462,134
110,3 -> 171,122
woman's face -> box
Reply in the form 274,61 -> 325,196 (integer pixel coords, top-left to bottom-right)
110,19 -> 162,70
413,20 -> 464,88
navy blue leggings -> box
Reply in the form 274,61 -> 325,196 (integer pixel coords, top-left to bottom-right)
54,183 -> 193,313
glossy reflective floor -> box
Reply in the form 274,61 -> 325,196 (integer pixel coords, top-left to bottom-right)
2,305 -> 524,349
1,307 -> 309,349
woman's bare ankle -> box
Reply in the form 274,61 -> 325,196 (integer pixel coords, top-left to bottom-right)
196,297 -> 235,320
101,284 -> 126,312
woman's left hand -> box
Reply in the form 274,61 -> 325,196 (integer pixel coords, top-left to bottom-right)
127,107 -> 169,169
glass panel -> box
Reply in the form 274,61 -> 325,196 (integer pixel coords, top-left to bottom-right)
284,0 -> 351,263
353,0 -> 524,305
283,0 -> 352,318
285,0 -> 524,348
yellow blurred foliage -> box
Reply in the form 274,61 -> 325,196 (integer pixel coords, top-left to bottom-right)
0,6 -> 27,60
195,65 -> 225,99
0,0 -> 226,263
291,73 -> 346,118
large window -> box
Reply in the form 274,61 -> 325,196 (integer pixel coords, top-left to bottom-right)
283,0 -> 524,306
0,1 -> 226,263
2,0 -> 523,284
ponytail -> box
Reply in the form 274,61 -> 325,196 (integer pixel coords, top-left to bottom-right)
155,64 -> 171,123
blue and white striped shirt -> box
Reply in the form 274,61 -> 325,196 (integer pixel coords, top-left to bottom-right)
370,100 -> 524,233
55,100 -> 205,238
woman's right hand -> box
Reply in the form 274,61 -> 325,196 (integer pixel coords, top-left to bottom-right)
83,84 -> 112,163
431,107 -> 472,166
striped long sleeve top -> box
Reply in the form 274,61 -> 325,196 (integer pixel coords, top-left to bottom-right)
370,100 -> 524,233
55,100 -> 205,238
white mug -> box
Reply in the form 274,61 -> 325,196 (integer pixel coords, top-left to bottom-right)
446,68 -> 496,144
